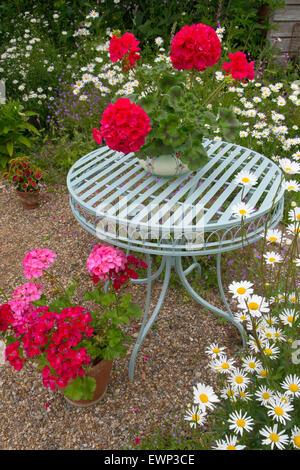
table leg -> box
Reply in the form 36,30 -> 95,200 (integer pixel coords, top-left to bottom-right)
175,256 -> 247,347
128,256 -> 173,380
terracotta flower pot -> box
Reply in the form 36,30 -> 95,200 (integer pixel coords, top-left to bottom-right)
63,359 -> 113,408
16,189 -> 40,209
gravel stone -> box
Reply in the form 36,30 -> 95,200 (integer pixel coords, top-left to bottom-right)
0,182 -> 243,450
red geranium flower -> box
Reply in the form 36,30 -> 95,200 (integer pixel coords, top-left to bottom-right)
170,23 -> 221,72
109,33 -> 141,70
222,51 -> 255,81
92,128 -> 102,144
99,98 -> 151,154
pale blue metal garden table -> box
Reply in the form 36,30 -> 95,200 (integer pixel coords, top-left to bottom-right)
67,139 -> 285,380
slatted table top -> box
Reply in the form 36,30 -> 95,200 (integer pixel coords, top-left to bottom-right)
67,139 -> 285,256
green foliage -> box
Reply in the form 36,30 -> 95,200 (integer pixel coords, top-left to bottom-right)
63,375 -> 96,401
0,100 -> 40,168
133,63 -> 241,170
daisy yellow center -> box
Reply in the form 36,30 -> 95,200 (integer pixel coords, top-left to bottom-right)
237,287 -> 246,294
268,257 -> 276,262
262,392 -> 270,400
294,436 -> 300,448
290,297 -> 297,302
192,414 -> 200,422
285,167 -> 292,172
222,363 -> 230,369
239,209 -> 247,215
242,177 -> 250,183
288,186 -> 295,190
249,362 -> 256,369
274,406 -> 284,416
248,302 -> 259,310
235,376 -> 244,384
240,315 -> 247,320
236,419 -> 245,428
297,214 -> 300,220
269,236 -> 278,242
240,391 -> 246,398
261,369 -> 268,377
265,332 -> 272,338
289,384 -> 299,393
265,348 -> 273,355
226,445 -> 236,450
270,433 -> 279,443
213,347 -> 220,353
288,316 -> 294,323
227,389 -> 235,397
199,394 -> 209,403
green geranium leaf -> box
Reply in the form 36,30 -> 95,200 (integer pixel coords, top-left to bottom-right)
63,375 -> 96,401
31,294 -> 48,307
218,107 -> 241,141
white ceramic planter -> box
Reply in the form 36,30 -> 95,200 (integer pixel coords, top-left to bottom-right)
138,154 -> 190,177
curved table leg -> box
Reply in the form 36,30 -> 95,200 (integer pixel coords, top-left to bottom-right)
175,257 -> 247,347
128,256 -> 173,380
216,251 -> 233,317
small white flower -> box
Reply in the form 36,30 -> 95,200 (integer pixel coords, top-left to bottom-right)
279,158 -> 300,174
281,374 -> 300,397
234,170 -> 257,186
265,396 -> 293,425
184,405 -> 206,428
263,251 -> 283,265
231,202 -> 256,219
291,426 -> 300,449
228,280 -> 254,299
213,434 -> 246,450
260,424 -> 289,450
228,410 -> 254,436
193,383 -> 220,411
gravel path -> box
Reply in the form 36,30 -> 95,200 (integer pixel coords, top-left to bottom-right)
0,182 -> 242,450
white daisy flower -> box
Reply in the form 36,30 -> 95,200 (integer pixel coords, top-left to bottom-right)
184,405 -> 206,428
263,342 -> 280,360
238,294 -> 270,317
204,343 -> 226,357
47,66 -> 54,72
228,410 -> 254,436
255,385 -> 274,404
209,354 -> 236,374
242,355 -> 262,374
193,383 -> 220,411
228,368 -> 250,391
234,170 -> 257,186
288,292 -> 298,304
220,386 -> 238,402
279,158 -> 300,174
286,223 -> 300,236
228,280 -> 254,299
263,251 -> 283,265
265,396 -> 294,425
285,179 -> 300,192
260,424 -> 289,450
264,228 -> 285,244
213,434 -> 246,450
281,374 -> 300,397
288,206 -> 300,222
231,202 -> 256,219
291,426 -> 300,449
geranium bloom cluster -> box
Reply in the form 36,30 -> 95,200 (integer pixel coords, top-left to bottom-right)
87,244 -> 147,290
3,305 -> 93,389
23,248 -> 56,279
222,51 -> 255,81
170,23 -> 221,71
93,97 -> 151,153
109,32 -> 141,71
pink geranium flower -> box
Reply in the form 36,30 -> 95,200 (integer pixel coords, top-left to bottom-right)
87,244 -> 127,282
23,249 -> 56,279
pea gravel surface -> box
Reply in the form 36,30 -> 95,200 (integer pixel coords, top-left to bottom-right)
0,182 -> 243,450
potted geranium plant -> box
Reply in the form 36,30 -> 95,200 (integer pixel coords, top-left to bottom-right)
0,244 -> 147,407
3,156 -> 44,209
92,25 -> 255,177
